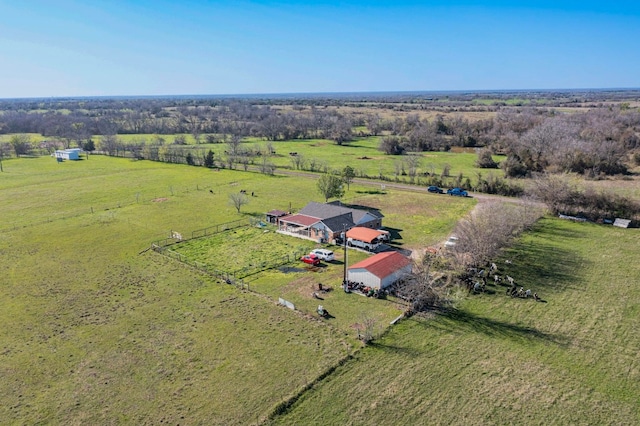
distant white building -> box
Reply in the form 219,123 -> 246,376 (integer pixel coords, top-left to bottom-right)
55,148 -> 83,161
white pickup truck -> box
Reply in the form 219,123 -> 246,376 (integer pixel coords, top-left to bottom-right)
347,237 -> 381,251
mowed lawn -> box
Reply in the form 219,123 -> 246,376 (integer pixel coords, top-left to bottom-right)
271,218 -> 640,425
0,155 -> 473,424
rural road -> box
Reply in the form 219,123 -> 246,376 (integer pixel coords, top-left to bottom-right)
268,167 -> 534,206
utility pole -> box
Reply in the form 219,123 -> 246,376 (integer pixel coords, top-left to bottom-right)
342,225 -> 349,292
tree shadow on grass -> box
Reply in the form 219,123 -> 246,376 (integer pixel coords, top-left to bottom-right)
500,239 -> 589,294
422,308 -> 571,347
355,189 -> 387,195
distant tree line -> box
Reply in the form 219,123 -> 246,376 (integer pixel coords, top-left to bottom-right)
378,107 -> 640,179
1,93 -> 638,183
0,98 -> 355,146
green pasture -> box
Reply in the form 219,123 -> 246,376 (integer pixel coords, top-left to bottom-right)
271,218 -> 640,425
0,223 -> 352,424
92,133 -> 504,184
0,155 -> 472,424
0,155 -> 473,240
0,133 -> 48,144
172,226 -> 318,276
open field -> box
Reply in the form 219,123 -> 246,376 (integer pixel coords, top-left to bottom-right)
0,155 -> 471,424
271,218 -> 640,425
93,134 -> 505,185
3,155 -> 638,425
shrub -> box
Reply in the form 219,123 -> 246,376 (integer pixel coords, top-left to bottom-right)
475,147 -> 499,168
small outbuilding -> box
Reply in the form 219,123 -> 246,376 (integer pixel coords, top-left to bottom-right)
55,148 -> 83,161
266,209 -> 288,224
347,251 -> 412,289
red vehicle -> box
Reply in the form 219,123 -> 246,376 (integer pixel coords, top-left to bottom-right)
300,254 -> 321,266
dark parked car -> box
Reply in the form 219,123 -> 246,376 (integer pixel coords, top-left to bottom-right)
427,186 -> 444,194
447,187 -> 468,197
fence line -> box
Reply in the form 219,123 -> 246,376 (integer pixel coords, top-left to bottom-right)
151,244 -> 251,290
191,218 -> 249,239
231,249 -> 309,279
150,225 -> 314,289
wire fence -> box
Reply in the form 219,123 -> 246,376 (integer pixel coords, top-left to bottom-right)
230,249 -> 311,279
191,218 -> 250,239
150,220 -> 316,288
151,245 -> 251,290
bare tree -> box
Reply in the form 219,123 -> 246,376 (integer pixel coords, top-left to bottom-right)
308,157 -> 319,172
450,201 -> 543,270
379,135 -> 405,155
227,134 -> 242,156
329,115 -> 353,145
264,141 -> 276,156
259,157 -> 276,175
290,153 -> 305,170
355,313 -> 382,344
397,252 -> 454,312
229,192 -> 249,213
365,113 -> 382,136
0,142 -> 12,171
475,147 -> 499,168
393,160 -> 403,177
225,135 -> 243,169
100,134 -> 119,156
405,155 -> 421,183
441,163 -> 451,178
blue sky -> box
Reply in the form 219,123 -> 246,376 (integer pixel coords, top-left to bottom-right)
0,0 -> 639,97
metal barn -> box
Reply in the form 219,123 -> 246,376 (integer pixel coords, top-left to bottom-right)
347,251 -> 412,289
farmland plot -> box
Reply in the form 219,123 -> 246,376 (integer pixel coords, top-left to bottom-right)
271,219 -> 640,425
172,226 -> 317,277
0,157 -> 358,424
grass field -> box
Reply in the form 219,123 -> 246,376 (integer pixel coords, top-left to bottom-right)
93,133 -> 504,185
4,155 -> 637,425
270,218 -> 640,425
0,155 -> 471,424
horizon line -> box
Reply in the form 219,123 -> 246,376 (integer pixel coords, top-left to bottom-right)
2,87 -> 640,102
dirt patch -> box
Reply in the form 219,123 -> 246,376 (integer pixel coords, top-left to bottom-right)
278,266 -> 306,274
152,197 -> 169,203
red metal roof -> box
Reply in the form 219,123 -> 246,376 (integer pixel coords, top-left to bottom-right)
346,227 -> 385,243
348,251 -> 412,279
278,214 -> 319,227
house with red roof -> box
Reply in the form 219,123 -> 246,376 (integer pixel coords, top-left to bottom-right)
347,251 -> 412,289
